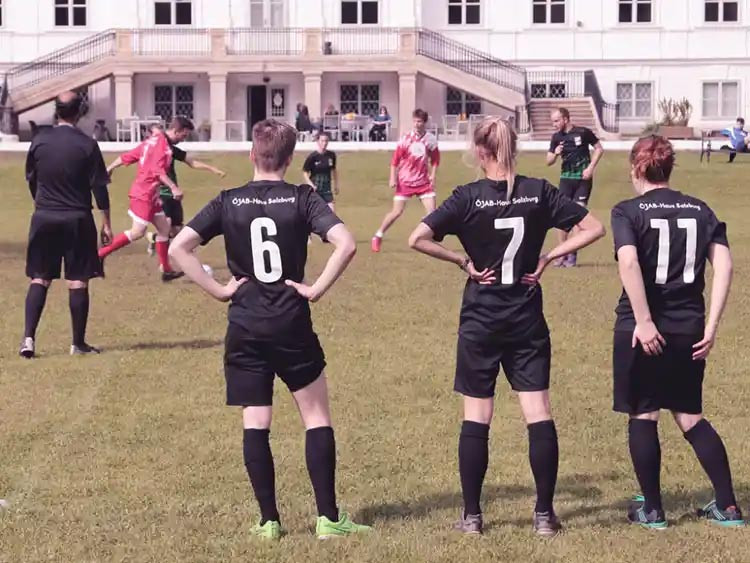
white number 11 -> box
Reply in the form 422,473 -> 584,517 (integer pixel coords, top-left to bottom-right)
494,217 -> 525,285
650,218 -> 697,285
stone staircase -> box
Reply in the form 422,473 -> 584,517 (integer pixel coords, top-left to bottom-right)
528,98 -> 614,140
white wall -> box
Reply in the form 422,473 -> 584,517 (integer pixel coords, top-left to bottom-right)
321,71 -> 399,124
226,72 -> 304,128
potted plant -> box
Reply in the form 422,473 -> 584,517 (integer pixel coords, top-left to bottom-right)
656,98 -> 694,139
197,120 -> 211,141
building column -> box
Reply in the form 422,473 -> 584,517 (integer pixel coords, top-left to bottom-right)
209,72 -> 228,141
398,72 -> 417,138
304,71 -> 322,122
114,71 -> 133,120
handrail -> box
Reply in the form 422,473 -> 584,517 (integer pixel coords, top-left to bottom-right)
584,70 -> 620,133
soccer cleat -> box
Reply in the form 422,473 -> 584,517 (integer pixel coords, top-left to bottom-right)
371,236 -> 382,253
146,232 -> 156,256
697,500 -> 745,527
250,520 -> 283,541
453,512 -> 483,535
563,253 -> 578,268
627,495 -> 668,530
161,271 -> 185,283
19,337 -> 35,359
532,511 -> 563,537
70,343 -> 101,356
316,511 -> 372,539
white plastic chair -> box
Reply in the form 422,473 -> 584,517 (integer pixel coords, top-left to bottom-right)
322,114 -> 340,141
116,115 -> 138,142
443,115 -> 460,140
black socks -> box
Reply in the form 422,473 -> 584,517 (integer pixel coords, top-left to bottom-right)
528,420 -> 559,514
243,429 -> 279,525
68,287 -> 89,347
684,419 -> 738,510
628,419 -> 663,513
24,283 -> 48,339
458,421 -> 490,516
305,426 -> 339,522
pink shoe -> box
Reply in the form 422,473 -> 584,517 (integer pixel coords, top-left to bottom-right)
371,236 -> 382,253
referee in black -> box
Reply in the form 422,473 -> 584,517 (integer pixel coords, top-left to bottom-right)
20,91 -> 111,358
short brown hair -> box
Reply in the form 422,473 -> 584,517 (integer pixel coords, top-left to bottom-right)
630,135 -> 675,183
170,116 -> 194,132
251,119 -> 297,172
557,107 -> 570,120
413,108 -> 428,121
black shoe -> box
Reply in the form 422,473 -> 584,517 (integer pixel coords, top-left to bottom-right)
697,500 -> 745,527
70,343 -> 101,356
161,271 -> 185,283
19,337 -> 35,359
627,495 -> 668,530
532,511 -> 562,537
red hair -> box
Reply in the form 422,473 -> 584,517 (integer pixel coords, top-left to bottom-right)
630,135 -> 675,183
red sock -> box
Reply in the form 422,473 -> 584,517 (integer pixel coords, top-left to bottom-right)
98,232 -> 131,258
155,239 -> 172,272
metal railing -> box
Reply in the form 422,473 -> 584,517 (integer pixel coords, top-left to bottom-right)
322,27 -> 400,55
131,28 -> 211,56
526,70 -> 585,98
6,30 -> 116,92
416,29 -> 526,94
584,70 -> 620,132
515,104 -> 531,134
227,28 -> 303,55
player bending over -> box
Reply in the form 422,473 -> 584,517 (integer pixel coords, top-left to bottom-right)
169,119 -> 370,541
611,135 -> 744,529
409,117 -> 605,537
303,132 -> 339,211
98,127 -> 184,281
371,108 -> 439,252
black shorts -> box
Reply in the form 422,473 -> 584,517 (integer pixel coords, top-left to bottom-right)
224,322 -> 326,406
160,196 -> 184,227
559,178 -> 593,206
317,191 -> 334,204
613,331 -> 705,415
26,210 -> 102,281
455,333 -> 551,397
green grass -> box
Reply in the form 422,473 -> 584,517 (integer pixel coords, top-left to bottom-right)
1,149 -> 749,562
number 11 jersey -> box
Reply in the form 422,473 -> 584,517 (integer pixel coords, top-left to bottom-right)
187,181 -> 342,340
611,188 -> 728,335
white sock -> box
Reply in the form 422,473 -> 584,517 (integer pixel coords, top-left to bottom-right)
375,230 -> 384,238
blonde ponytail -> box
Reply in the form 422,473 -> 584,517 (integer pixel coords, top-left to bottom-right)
472,117 -> 517,200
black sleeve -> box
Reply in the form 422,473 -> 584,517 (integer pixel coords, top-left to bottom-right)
25,142 -> 37,199
172,145 -> 187,163
187,193 -> 224,243
302,185 -> 342,239
706,208 -> 729,248
611,203 -> 638,253
422,186 -> 467,241
89,143 -> 111,210
585,127 -> 600,147
543,180 -> 589,231
302,153 -> 315,173
548,133 -> 559,153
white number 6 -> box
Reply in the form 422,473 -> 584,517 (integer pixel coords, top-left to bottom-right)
250,218 -> 282,283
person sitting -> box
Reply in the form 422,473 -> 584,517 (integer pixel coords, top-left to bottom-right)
295,105 -> 314,136
324,104 -> 339,117
370,106 -> 391,142
720,117 -> 749,163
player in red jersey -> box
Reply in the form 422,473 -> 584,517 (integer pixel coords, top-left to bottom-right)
371,108 -> 440,252
98,127 -> 185,281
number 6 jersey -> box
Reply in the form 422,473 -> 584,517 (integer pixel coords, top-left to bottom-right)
187,181 -> 342,340
423,176 -> 588,343
611,188 -> 728,335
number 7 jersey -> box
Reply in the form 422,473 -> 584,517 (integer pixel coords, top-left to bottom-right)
611,188 -> 729,335
187,181 -> 342,340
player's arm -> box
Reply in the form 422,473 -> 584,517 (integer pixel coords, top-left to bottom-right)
429,147 -> 440,184
106,156 -> 125,176
169,226 -> 247,301
158,173 -> 183,201
184,156 -> 226,178
583,141 -> 604,180
285,223 -> 356,302
89,144 -> 113,244
25,144 -> 37,199
694,243 -> 733,359
303,171 -> 315,188
546,138 -> 562,166
333,168 -> 340,195
389,145 -> 405,188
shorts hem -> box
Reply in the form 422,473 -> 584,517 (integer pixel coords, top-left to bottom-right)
454,387 -> 495,399
128,209 -> 150,226
511,385 -> 550,393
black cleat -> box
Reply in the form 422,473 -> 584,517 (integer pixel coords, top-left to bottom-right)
70,343 -> 101,356
19,337 -> 35,359
161,271 -> 185,283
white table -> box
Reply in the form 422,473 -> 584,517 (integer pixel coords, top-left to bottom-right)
340,116 -> 371,142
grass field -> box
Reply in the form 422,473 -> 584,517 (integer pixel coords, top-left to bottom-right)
1,148 -> 749,562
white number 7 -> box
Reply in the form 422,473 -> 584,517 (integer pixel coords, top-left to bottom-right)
494,217 -> 525,285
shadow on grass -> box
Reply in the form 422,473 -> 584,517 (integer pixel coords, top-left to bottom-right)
105,338 -> 223,352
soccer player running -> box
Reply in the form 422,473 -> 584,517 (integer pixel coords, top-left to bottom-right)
145,118 -> 226,254
409,117 -> 605,536
98,126 -> 185,281
371,108 -> 439,252
302,132 -> 339,211
546,107 -> 604,267
169,119 -> 370,540
20,91 -> 111,357
611,135 -> 743,529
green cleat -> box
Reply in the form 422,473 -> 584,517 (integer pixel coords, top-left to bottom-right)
251,520 -> 283,540
697,500 -> 745,527
316,511 -> 372,539
627,495 -> 668,530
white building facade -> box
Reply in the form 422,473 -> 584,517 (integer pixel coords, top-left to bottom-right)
0,0 -> 748,138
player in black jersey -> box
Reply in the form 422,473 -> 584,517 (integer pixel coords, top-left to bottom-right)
168,119 -> 370,541
303,132 -> 339,211
611,136 -> 743,529
546,107 -> 604,267
409,117 -> 605,537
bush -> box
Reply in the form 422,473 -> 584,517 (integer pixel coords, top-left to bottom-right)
657,98 -> 692,126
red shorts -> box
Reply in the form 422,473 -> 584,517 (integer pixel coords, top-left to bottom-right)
128,197 -> 164,225
395,182 -> 436,201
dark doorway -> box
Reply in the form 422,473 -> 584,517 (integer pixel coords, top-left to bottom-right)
247,86 -> 267,138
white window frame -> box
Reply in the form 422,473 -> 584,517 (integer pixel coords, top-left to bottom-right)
249,0 -> 286,28
340,0 -> 380,26
447,0 -> 482,26
54,0 -> 88,28
616,82 -> 653,120
338,82 -> 381,116
446,87 -> 483,116
702,80 -> 739,118
0,0 -> 4,28
153,84 -> 195,121
617,0 -> 653,24
531,0 -> 566,25
154,0 -> 193,26
703,0 -> 740,23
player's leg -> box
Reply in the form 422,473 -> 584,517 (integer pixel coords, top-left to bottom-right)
419,191 -> 437,215
152,213 -> 183,281
98,213 -> 148,259
371,197 -> 407,252
555,179 -> 577,266
21,279 -> 51,358
564,180 -> 592,267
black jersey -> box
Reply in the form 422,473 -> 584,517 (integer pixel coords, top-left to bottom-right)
549,126 -> 599,180
611,188 -> 729,335
302,150 -> 336,195
159,137 -> 187,198
187,181 -> 342,340
423,176 -> 589,342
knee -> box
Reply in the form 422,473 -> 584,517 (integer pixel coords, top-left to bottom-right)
464,397 -> 494,425
519,392 -> 552,425
30,278 -> 51,288
242,406 -> 272,430
673,412 -> 703,433
129,226 -> 146,240
67,280 -> 88,290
